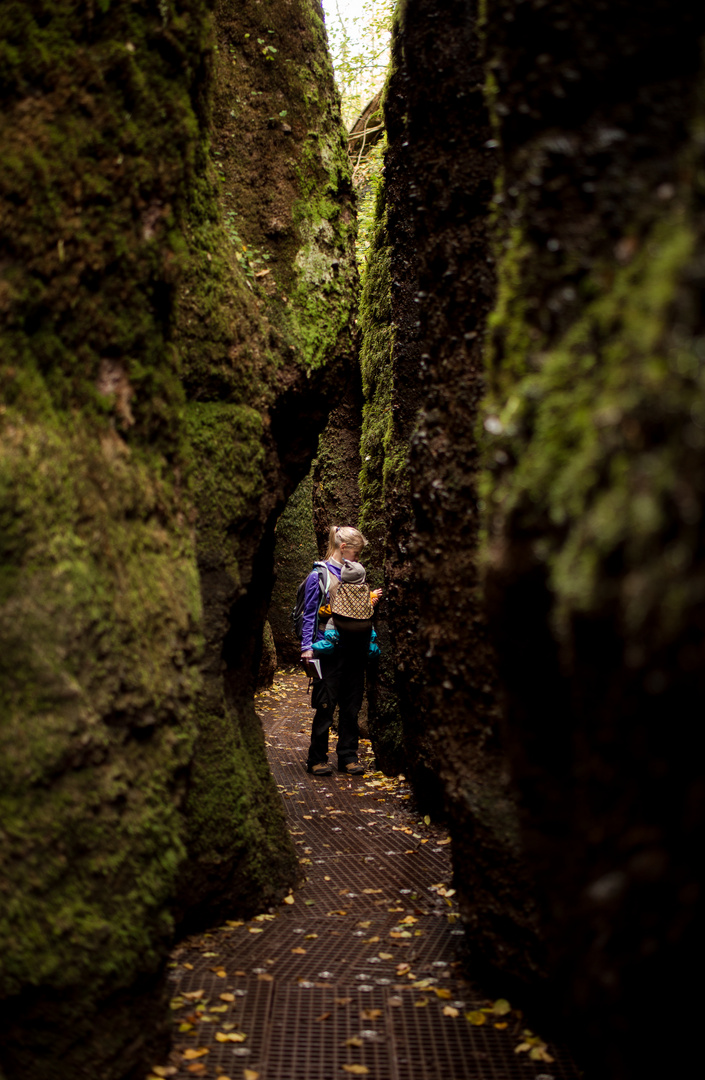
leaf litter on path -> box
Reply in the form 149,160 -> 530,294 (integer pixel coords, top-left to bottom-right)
158,670 -> 573,1080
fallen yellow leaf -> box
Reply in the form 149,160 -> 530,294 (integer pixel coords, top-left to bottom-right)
183,962 -> 194,970
215,1031 -> 247,1043
243,1071 -> 259,1080
315,1012 -> 331,1021
283,895 -> 295,905
335,997 -> 352,1006
182,1048 -> 209,1060
443,1006 -> 460,1018
414,998 -> 428,1007
183,991 -> 205,1001
304,933 -> 318,940
378,953 -> 393,960
343,1037 -> 364,1048
435,988 -> 452,1000
327,910 -> 348,916
466,1010 -> 486,1025
494,1021 -> 508,1029
187,1066 -> 206,1075
342,1067 -> 369,1076
291,947 -> 306,955
220,993 -> 236,1002
257,973 -> 274,981
492,998 -> 511,1016
360,1008 -> 382,1020
248,928 -> 264,934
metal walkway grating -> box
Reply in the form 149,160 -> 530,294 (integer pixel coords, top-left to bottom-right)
157,670 -> 580,1080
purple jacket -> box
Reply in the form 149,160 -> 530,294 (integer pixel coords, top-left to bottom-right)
300,560 -> 342,652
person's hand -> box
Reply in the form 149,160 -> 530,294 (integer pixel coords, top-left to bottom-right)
370,588 -> 383,606
301,649 -> 314,660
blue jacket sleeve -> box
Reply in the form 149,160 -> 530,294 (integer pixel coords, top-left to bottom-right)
368,627 -> 380,658
300,570 -> 322,652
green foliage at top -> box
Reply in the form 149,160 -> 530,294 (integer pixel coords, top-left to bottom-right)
323,0 -> 394,128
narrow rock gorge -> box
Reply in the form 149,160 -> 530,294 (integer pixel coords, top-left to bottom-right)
2,2 -> 703,1079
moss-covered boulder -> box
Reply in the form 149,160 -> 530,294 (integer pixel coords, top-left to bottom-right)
0,1 -> 356,1076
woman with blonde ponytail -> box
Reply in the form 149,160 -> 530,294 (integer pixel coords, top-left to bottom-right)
301,524 -> 380,776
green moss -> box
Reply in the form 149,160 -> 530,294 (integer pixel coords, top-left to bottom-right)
0,415 -> 201,997
358,185 -> 395,567
269,471 -> 319,652
481,206 -> 703,644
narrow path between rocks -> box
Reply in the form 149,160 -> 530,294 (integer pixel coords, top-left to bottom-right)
154,671 -> 579,1080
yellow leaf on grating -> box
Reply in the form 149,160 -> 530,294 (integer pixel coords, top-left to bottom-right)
343,1037 -> 364,1048
215,1031 -> 247,1043
291,947 -> 306,955
178,1023 -> 193,1033
494,1022 -> 508,1029
216,1076 -> 232,1080
183,962 -> 194,970
443,1006 -> 460,1018
492,998 -> 511,1015
220,993 -> 236,1002
243,1072 -> 260,1080
435,988 -> 452,1000
283,895 -> 295,905
315,1012 -> 331,1022
257,973 -> 274,982
304,933 -> 318,940
363,936 -> 380,943
342,1067 -> 369,1076
226,920 -> 244,927
151,1068 -> 177,1078
396,963 -> 411,975
414,998 -> 428,1008
210,1004 -> 229,1013
466,1010 -> 487,1025
378,953 -> 393,960
187,1066 -> 206,1075
182,1048 -> 209,1060
360,1008 -> 382,1020
183,991 -> 205,1001
362,888 -> 383,894
248,928 -> 264,934
327,910 -> 348,916
399,916 -> 417,925
235,970 -> 247,976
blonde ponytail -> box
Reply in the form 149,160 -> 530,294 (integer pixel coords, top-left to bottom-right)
325,525 -> 368,560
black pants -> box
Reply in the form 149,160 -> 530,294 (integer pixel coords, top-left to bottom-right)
307,633 -> 369,768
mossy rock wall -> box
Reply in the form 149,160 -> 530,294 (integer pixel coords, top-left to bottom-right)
269,470 -> 319,661
0,1 -> 355,1077
477,0 -> 705,1074
359,0 -> 542,985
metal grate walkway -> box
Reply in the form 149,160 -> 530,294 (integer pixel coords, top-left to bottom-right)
154,671 -> 578,1080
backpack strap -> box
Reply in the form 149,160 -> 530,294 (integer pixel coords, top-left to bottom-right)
311,561 -> 331,640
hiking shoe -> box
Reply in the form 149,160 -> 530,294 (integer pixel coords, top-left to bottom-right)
307,761 -> 333,776
338,761 -> 365,775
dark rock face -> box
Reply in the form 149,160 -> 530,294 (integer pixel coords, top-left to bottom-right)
360,0 -> 544,988
478,0 -> 705,1074
363,0 -> 705,1076
0,1 -> 356,1077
